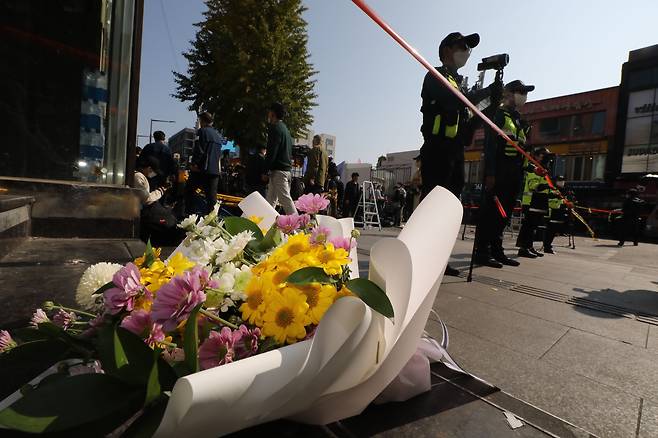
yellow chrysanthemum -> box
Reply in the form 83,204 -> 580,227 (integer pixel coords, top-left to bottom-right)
167,252 -> 195,276
283,233 -> 311,258
248,215 -> 263,225
297,284 -> 337,325
271,264 -> 294,287
261,288 -> 309,344
134,247 -> 162,267
310,243 -> 350,276
336,285 -> 354,299
240,274 -> 274,326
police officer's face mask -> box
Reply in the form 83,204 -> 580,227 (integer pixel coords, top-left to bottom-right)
452,49 -> 471,69
557,181 -> 566,188
514,93 -> 527,108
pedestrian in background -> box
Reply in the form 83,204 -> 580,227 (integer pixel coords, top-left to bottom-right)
304,135 -> 328,194
246,144 -> 268,198
140,130 -> 177,189
185,111 -> 222,215
265,102 -> 297,215
618,188 -> 645,246
344,172 -> 361,218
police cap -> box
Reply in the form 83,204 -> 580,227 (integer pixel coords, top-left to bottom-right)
439,32 -> 480,54
505,80 -> 535,93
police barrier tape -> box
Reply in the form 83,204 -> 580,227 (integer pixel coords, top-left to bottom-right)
351,0 -> 598,237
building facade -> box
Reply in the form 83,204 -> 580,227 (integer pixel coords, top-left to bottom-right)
0,0 -> 144,237
319,134 -> 336,158
168,128 -> 196,166
612,44 -> 658,176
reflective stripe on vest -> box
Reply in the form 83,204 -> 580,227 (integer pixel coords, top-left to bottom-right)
502,111 -> 525,157
431,74 -> 460,138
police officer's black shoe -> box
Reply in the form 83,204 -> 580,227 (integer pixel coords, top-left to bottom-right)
529,248 -> 544,257
543,247 -> 555,254
444,265 -> 461,277
494,254 -> 520,267
517,248 -> 537,258
473,255 -> 503,269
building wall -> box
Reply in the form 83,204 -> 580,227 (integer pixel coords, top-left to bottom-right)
168,127 -> 196,166
319,134 -> 336,158
613,44 -> 658,176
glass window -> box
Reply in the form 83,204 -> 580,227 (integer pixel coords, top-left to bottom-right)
591,111 -> 605,135
573,157 -> 583,181
539,118 -> 559,137
625,116 -> 652,146
592,155 -> 606,180
0,0 -> 134,184
651,116 -> 658,144
627,89 -> 656,118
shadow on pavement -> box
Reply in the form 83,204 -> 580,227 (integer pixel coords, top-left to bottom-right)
572,287 -> 658,318
593,244 -> 622,248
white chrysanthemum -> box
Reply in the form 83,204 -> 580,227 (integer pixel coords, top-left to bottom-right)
234,269 -> 253,292
75,262 -> 122,310
179,214 -> 199,231
216,231 -> 254,264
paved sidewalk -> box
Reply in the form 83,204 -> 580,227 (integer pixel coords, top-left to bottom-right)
359,227 -> 658,438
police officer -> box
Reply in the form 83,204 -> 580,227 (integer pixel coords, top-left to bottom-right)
543,175 -> 570,254
420,32 -> 500,276
516,147 -> 551,258
473,80 -> 535,268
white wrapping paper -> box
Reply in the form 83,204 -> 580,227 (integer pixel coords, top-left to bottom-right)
155,187 -> 462,437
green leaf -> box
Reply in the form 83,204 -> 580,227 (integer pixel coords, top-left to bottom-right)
0,374 -> 143,433
223,216 -> 264,240
183,305 -> 202,375
145,350 -> 161,406
346,278 -> 395,319
258,224 -> 280,252
123,394 -> 169,438
0,339 -> 72,400
144,240 -> 157,268
93,281 -> 115,295
96,325 -> 155,386
286,267 -> 333,285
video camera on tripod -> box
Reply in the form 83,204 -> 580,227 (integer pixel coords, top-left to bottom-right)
474,53 -> 509,112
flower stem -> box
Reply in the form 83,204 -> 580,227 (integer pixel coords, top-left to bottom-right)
52,305 -> 97,319
199,308 -> 239,330
158,340 -> 178,348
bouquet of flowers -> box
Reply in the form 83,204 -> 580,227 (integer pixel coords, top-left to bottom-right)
0,193 -> 393,436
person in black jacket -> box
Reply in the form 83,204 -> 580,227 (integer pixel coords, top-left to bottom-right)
246,144 -> 268,198
420,32 -> 500,276
185,111 -> 222,215
618,188 -> 645,246
265,102 -> 297,214
344,172 -> 361,218
139,130 -> 177,189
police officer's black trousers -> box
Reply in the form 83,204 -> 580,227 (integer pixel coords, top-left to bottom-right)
419,140 -> 464,200
619,217 -> 641,245
475,160 -> 522,257
517,206 -> 544,249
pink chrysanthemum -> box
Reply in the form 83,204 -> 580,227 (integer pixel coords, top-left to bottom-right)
53,309 -> 77,330
294,193 -> 330,214
30,308 -> 50,327
233,325 -> 261,359
151,267 -> 214,331
298,214 -> 311,229
310,226 -> 332,245
198,327 -> 235,369
329,236 -> 356,252
276,214 -> 301,234
120,309 -> 152,336
104,263 -> 144,314
0,330 -> 16,353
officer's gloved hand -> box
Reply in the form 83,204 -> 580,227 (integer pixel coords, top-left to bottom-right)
536,183 -> 549,191
488,80 -> 504,102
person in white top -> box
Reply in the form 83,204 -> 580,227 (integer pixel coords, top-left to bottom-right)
134,156 -> 165,206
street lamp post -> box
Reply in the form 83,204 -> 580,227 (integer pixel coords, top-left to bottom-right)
149,119 -> 176,143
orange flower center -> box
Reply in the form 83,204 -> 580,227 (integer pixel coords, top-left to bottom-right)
304,289 -> 319,308
275,307 -> 294,327
318,251 -> 332,264
272,269 -> 290,285
247,291 -> 263,310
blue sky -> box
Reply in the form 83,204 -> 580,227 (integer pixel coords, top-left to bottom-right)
138,0 -> 658,163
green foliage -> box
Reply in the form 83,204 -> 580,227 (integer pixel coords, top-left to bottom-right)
286,266 -> 333,285
184,305 -> 203,375
0,374 -> 143,434
174,0 -> 317,152
143,240 -> 157,268
346,278 -> 395,319
224,216 -> 264,240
